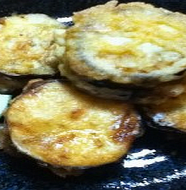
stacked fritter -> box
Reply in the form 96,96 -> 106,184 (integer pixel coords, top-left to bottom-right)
0,14 -> 66,93
59,1 -> 186,102
6,79 -> 140,176
1,4 -> 141,177
59,1 -> 186,133
3,0 -> 186,177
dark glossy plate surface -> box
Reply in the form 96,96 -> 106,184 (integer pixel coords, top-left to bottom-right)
1,0 -> 186,189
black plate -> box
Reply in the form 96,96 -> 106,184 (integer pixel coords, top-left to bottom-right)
1,0 -> 186,189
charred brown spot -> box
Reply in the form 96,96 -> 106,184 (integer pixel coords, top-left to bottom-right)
70,108 -> 85,119
8,122 -> 35,135
54,133 -> 76,144
22,136 -> 40,145
59,153 -> 69,160
93,138 -> 103,148
0,18 -> 5,25
112,110 -> 140,143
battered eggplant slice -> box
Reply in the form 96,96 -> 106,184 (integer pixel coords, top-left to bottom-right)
59,64 -> 186,103
0,14 -> 66,93
133,77 -> 186,105
5,80 -> 140,175
59,64 -> 133,100
63,1 -> 186,87
142,89 -> 186,132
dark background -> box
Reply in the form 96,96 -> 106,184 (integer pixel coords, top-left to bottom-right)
0,0 -> 186,189
0,0 -> 186,17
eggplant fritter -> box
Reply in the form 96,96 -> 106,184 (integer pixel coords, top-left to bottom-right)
142,88 -> 186,132
0,14 -> 66,92
63,1 -> 186,87
59,64 -> 186,103
59,64 -> 133,100
5,80 -> 140,168
133,77 -> 186,105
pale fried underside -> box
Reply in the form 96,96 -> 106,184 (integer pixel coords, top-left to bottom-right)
6,80 -> 140,167
65,1 -> 186,86
143,89 -> 186,132
133,77 -> 186,104
0,14 -> 66,75
59,64 -> 133,100
59,64 -> 186,104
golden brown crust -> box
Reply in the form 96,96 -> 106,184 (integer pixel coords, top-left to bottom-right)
5,80 -> 140,167
133,77 -> 186,105
59,64 -> 186,104
59,64 -> 133,100
0,14 -> 66,75
0,14 -> 66,92
142,88 -> 186,132
64,1 -> 186,86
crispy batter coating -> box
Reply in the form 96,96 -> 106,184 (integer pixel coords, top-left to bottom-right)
59,64 -> 186,103
63,1 -> 186,86
0,14 -> 65,75
5,80 -> 140,167
59,64 -> 133,100
142,86 -> 186,132
133,77 -> 186,104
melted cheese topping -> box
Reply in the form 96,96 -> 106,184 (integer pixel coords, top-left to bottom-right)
0,14 -> 66,75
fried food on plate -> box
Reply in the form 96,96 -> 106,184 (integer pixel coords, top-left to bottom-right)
59,62 -> 186,103
132,77 -> 186,105
5,80 -> 141,176
61,1 -> 186,90
59,64 -> 134,100
0,14 -> 66,93
142,85 -> 186,132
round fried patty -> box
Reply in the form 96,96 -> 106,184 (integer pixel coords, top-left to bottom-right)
63,1 -> 186,86
0,14 -> 66,75
59,64 -> 186,104
142,84 -> 186,132
5,80 -> 140,167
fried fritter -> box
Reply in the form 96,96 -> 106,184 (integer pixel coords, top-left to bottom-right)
63,1 -> 186,87
0,14 -> 66,92
5,80 -> 140,169
59,63 -> 186,103
132,77 -> 186,105
142,88 -> 186,132
59,64 -> 133,100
